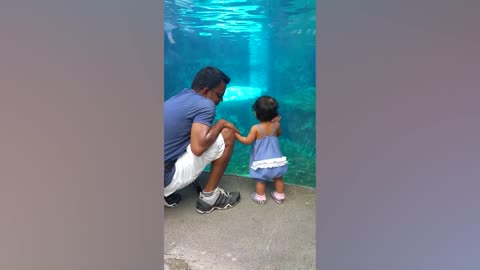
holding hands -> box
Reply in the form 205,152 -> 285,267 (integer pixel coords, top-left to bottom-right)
223,119 -> 240,134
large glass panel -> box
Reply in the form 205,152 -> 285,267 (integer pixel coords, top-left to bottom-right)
164,0 -> 316,188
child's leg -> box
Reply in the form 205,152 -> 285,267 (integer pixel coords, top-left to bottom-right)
273,177 -> 284,194
256,181 -> 266,195
271,177 -> 286,204
251,181 -> 267,205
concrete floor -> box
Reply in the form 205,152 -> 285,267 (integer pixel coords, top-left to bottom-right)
164,173 -> 316,270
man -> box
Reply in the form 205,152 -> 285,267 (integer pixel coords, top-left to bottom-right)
164,66 -> 241,214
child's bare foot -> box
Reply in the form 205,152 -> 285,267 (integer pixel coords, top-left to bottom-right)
251,192 -> 266,205
270,191 -> 285,204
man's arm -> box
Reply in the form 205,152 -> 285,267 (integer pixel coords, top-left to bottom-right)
190,119 -> 239,156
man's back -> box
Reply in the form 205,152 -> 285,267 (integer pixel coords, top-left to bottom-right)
164,88 -> 216,162
163,66 -> 241,213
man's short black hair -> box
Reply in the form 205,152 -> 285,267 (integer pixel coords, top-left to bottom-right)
191,66 -> 231,91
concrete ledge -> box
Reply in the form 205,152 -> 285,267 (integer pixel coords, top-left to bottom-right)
165,173 -> 316,270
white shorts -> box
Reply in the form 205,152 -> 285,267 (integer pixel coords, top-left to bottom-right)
164,134 -> 225,196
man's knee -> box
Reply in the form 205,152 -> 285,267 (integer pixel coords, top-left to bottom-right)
221,128 -> 235,147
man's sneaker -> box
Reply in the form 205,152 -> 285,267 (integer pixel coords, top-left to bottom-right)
192,180 -> 202,194
164,192 -> 181,208
196,187 -> 241,214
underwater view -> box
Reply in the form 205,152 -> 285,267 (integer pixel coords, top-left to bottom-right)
164,0 -> 316,188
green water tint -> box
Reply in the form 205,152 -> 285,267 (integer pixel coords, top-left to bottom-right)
228,140 -> 316,188
205,93 -> 316,188
164,0 -> 316,188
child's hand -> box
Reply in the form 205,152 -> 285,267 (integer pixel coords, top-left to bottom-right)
234,132 -> 246,142
272,115 -> 281,122
224,121 -> 240,134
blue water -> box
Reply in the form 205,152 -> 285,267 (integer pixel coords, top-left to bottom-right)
164,0 -> 316,188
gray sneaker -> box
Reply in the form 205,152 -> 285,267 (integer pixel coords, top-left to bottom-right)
164,192 -> 181,208
196,187 -> 241,214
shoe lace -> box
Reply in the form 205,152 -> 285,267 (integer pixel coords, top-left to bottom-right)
217,187 -> 230,197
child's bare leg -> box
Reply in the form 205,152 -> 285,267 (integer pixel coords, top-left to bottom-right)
271,177 -> 286,204
256,181 -> 266,195
251,181 -> 266,205
273,177 -> 285,194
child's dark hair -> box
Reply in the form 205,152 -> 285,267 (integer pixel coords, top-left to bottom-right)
252,96 -> 279,122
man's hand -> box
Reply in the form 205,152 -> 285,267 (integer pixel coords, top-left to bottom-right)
223,120 -> 240,134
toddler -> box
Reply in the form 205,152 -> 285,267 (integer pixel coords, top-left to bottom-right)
235,96 -> 288,204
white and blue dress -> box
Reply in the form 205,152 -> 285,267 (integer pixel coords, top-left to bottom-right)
249,123 -> 288,182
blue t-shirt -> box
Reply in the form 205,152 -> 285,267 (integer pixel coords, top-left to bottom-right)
164,88 -> 216,187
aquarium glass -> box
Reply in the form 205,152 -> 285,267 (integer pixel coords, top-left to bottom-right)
164,0 -> 316,188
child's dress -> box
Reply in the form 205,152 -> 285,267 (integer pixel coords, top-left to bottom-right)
249,122 -> 288,181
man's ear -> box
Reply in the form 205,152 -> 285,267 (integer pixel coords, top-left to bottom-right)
199,87 -> 209,96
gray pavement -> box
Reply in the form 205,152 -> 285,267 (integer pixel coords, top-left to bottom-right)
164,173 -> 316,270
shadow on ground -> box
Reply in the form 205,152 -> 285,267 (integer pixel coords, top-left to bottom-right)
164,172 -> 316,270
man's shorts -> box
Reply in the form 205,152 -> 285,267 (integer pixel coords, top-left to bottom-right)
164,134 -> 225,197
